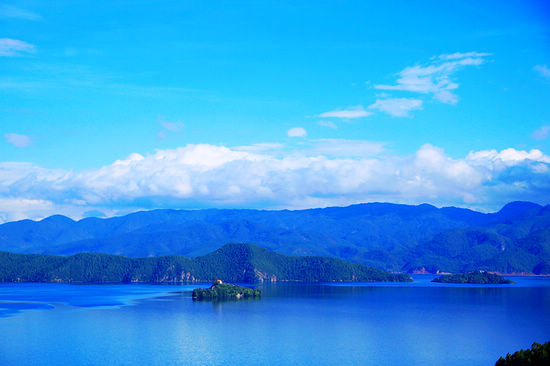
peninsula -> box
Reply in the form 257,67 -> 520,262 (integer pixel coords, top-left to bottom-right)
0,243 -> 412,283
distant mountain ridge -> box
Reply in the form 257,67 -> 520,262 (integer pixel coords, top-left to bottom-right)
0,243 -> 412,283
0,201 -> 548,274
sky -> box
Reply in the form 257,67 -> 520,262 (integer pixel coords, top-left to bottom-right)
1,0 -> 550,222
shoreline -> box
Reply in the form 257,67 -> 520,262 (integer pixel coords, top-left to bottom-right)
1,273 -> 550,285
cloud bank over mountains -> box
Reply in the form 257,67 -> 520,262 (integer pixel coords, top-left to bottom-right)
0,141 -> 548,222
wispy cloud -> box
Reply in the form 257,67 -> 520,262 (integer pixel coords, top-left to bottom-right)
4,133 -> 31,147
375,52 -> 490,104
310,139 -> 387,157
534,65 -> 550,80
234,139 -> 385,158
0,5 -> 41,20
287,127 -> 307,137
317,52 -> 488,119
368,98 -> 423,117
233,142 -> 285,152
317,120 -> 338,129
161,121 -> 185,132
0,38 -> 35,56
532,125 -> 550,140
156,118 -> 185,139
437,52 -> 491,60
319,106 -> 371,119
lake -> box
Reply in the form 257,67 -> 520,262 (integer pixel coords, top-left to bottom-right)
1,275 -> 549,365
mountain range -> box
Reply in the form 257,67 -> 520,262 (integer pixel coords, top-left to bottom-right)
0,201 -> 548,274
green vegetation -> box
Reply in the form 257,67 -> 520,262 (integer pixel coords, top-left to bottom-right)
432,271 -> 514,284
0,243 -> 412,283
192,281 -> 261,300
495,341 -> 550,366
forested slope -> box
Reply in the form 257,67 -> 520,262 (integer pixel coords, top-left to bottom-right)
0,243 -> 412,283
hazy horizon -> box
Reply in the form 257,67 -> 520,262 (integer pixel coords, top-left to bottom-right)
0,199 -> 544,224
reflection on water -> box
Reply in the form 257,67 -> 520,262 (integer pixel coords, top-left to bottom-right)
0,277 -> 549,366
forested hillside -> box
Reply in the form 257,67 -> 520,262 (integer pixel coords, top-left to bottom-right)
0,243 -> 412,283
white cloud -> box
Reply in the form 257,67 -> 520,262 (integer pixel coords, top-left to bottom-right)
368,98 -> 423,117
319,106 -> 372,119
317,120 -> 338,129
4,133 -> 31,147
375,52 -> 490,104
0,5 -> 41,20
532,125 -> 550,140
534,65 -> 550,80
467,148 -> 550,165
0,143 -> 549,220
287,127 -> 307,137
0,38 -> 35,56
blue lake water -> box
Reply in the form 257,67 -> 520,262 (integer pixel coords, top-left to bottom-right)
0,275 -> 549,366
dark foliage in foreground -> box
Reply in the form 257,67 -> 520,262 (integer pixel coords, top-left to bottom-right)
432,271 -> 514,284
0,243 -> 412,283
495,341 -> 550,366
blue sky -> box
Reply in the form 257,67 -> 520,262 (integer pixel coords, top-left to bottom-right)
1,1 -> 550,221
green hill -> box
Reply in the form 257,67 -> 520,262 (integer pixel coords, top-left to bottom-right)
0,243 -> 412,283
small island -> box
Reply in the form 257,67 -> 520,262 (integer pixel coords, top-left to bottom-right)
432,271 -> 514,284
192,279 -> 261,300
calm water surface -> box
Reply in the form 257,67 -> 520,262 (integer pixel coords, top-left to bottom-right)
0,275 -> 549,366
